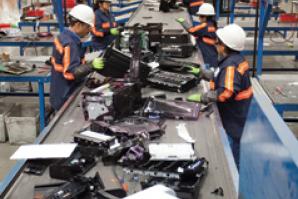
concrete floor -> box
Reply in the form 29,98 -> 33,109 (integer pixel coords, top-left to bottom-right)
0,96 -> 50,181
0,143 -> 18,181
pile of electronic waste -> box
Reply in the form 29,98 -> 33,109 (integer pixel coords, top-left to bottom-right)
64,21 -> 208,197
98,22 -> 200,94
24,102 -> 207,199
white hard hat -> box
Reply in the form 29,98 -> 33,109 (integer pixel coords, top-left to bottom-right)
197,3 -> 215,16
97,0 -> 112,3
69,4 -> 94,27
216,24 -> 246,51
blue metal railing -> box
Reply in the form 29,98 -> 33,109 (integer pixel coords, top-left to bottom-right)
239,81 -> 298,199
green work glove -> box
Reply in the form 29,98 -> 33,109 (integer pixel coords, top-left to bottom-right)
176,18 -> 191,30
92,57 -> 104,70
110,28 -> 119,36
0,64 -> 7,72
10,23 -> 18,28
187,93 -> 202,103
187,66 -> 200,75
176,17 -> 185,23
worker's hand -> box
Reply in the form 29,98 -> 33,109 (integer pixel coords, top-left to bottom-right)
187,66 -> 200,75
187,91 -> 217,104
187,93 -> 202,103
110,28 -> 119,36
92,57 -> 104,70
176,18 -> 185,23
176,18 -> 191,30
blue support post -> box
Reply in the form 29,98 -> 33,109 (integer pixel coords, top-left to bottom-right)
18,0 -> 22,11
230,0 -> 236,23
87,0 -> 93,6
20,47 -> 24,56
38,81 -> 46,130
216,0 -> 221,20
52,0 -> 65,32
256,0 -> 273,77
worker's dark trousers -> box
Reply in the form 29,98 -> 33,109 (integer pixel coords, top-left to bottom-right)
228,136 -> 240,170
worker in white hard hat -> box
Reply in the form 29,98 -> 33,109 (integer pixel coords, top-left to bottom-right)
176,3 -> 218,71
187,24 -> 253,169
50,4 -> 105,111
92,0 -> 119,50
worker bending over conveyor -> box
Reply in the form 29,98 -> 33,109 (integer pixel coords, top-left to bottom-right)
176,3 -> 218,69
92,0 -> 119,51
188,24 -> 253,168
50,5 -> 105,111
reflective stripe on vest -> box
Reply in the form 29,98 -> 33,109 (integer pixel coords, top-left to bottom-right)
190,1 -> 204,7
235,87 -> 253,101
203,37 -> 216,45
208,26 -> 216,32
210,80 -> 215,90
51,57 -> 63,72
237,61 -> 249,75
102,22 -> 111,29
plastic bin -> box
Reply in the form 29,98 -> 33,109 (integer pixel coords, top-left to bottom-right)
0,103 -> 14,142
5,103 -> 40,144
62,0 -> 75,8
279,13 -> 298,23
26,9 -> 44,17
250,0 -> 257,8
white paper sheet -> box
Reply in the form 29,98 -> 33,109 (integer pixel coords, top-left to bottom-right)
10,143 -> 77,160
124,185 -> 179,199
176,123 -> 195,143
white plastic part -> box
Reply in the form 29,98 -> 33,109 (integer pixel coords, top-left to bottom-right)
124,185 -> 179,199
149,143 -> 196,160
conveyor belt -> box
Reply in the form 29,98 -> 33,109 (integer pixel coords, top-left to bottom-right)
2,2 -> 237,199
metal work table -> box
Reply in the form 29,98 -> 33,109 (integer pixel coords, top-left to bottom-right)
1,2 -> 237,199
259,74 -> 298,114
17,4 -> 139,31
0,59 -> 50,131
0,36 -> 55,56
18,20 -> 59,32
218,19 -> 298,32
0,35 -> 94,56
234,2 -> 254,10
243,38 -> 298,56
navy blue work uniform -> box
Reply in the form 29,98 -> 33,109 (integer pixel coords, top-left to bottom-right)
188,20 -> 218,68
50,29 -> 86,111
212,52 -> 253,167
188,0 -> 204,15
92,9 -> 117,50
